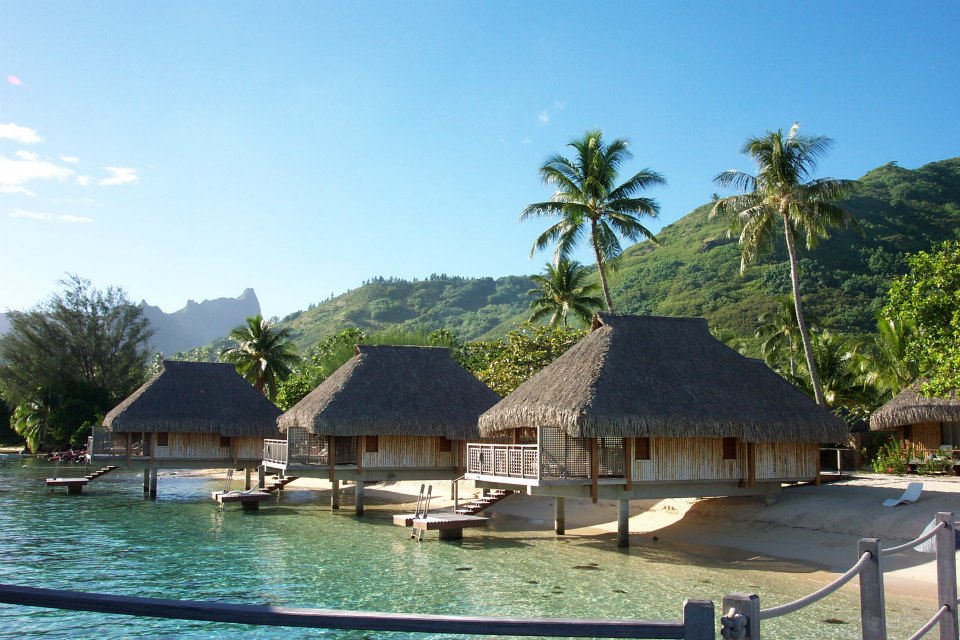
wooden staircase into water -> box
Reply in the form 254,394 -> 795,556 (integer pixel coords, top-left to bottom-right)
455,489 -> 514,516
263,476 -> 299,493
84,465 -> 118,481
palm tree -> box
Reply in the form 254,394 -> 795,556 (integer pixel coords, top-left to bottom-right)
527,259 -> 603,327
521,129 -> 666,312
711,123 -> 858,406
221,314 -> 299,401
858,314 -> 916,399
755,296 -> 802,377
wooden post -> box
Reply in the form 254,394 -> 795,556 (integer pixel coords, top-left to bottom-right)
623,438 -> 632,491
355,481 -> 364,516
357,436 -> 364,474
328,435 -> 336,482
554,497 -> 565,535
936,512 -> 958,640
331,479 -> 340,510
721,593 -> 759,640
244,468 -> 252,491
617,498 -> 630,548
858,538 -> 886,640
747,443 -> 756,487
682,599 -> 715,640
590,438 -> 599,504
258,466 -> 265,489
815,447 -> 822,486
142,468 -> 150,493
149,468 -> 158,498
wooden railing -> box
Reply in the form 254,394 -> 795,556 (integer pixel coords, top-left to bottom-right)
0,583 -> 713,638
467,443 -> 540,479
263,439 -> 288,466
89,427 -> 127,457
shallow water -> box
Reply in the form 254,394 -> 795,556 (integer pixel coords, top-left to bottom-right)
0,455 -> 935,638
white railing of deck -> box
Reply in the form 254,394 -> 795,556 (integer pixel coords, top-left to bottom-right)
263,439 -> 288,466
467,443 -> 540,479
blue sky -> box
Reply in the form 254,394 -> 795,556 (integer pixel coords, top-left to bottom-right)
2,2 -> 958,318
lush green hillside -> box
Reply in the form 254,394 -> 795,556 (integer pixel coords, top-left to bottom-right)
277,158 -> 960,353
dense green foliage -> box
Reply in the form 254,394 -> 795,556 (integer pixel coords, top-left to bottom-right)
885,240 -> 960,395
0,276 -> 153,450
527,260 -> 602,327
521,129 -> 665,312
0,397 -> 16,445
220,314 -> 299,401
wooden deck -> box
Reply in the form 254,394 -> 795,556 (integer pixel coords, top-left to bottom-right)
46,478 -> 89,494
212,490 -> 271,510
395,512 -> 489,540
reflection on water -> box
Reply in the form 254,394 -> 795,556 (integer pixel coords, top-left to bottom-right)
0,457 -> 933,639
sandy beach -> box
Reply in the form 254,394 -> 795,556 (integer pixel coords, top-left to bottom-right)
223,472 -> 958,601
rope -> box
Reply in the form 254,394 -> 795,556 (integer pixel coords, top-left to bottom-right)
760,551 -> 872,619
904,605 -> 949,640
883,521 -> 947,556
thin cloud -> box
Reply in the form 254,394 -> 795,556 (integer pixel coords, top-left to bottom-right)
554,100 -> 567,110
76,176 -> 91,187
58,214 -> 93,223
10,209 -> 53,221
60,155 -> 80,164
99,166 -> 138,186
0,152 -> 73,194
0,123 -> 43,144
9,209 -> 93,224
6,76 -> 23,87
538,110 -> 550,125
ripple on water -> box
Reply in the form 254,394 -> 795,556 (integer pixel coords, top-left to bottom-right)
0,458 -> 935,639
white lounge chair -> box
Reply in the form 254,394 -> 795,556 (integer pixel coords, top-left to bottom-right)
883,481 -> 923,507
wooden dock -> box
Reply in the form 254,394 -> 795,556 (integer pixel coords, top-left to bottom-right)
46,478 -> 89,494
395,512 -> 489,540
212,490 -> 271,511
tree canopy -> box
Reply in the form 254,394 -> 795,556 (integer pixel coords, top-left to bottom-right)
527,259 -> 602,327
884,240 -> 960,395
221,314 -> 299,402
0,275 -> 153,449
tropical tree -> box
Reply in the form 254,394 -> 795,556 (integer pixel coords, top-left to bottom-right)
755,296 -> 802,377
521,129 -> 666,312
711,123 -> 858,406
857,315 -> 916,400
220,314 -> 299,401
527,259 -> 603,327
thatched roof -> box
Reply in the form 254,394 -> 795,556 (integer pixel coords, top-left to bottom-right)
278,345 -> 500,439
478,314 -> 846,442
104,360 -> 282,437
869,383 -> 960,431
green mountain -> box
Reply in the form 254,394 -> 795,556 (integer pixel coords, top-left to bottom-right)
279,158 -> 960,353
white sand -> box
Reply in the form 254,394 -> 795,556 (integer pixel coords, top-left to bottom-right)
244,472 -> 958,600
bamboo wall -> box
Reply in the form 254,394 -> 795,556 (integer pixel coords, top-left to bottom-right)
753,442 -> 818,480
902,422 -> 942,451
361,435 -> 456,469
631,437 -> 746,482
152,433 -> 263,461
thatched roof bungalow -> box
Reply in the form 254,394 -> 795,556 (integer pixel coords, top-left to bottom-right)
870,383 -> 960,452
90,360 -> 282,474
467,315 -> 846,509
264,345 -> 500,493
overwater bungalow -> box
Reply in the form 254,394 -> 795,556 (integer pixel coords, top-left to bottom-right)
263,344 -> 501,514
465,314 -> 847,546
870,383 -> 960,462
88,360 -> 282,496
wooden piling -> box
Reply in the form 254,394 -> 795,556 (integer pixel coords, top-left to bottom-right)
257,466 -> 265,489
617,498 -> 630,548
355,481 -> 364,516
149,469 -> 158,498
244,468 -> 252,491
142,469 -> 150,493
554,497 -> 565,535
331,479 -> 340,510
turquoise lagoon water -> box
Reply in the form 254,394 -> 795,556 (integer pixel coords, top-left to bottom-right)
0,455 -> 934,639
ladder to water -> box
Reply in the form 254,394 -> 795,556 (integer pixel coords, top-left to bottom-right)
411,484 -> 432,541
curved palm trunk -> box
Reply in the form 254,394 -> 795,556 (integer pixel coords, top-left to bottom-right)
783,214 -> 826,406
591,221 -> 615,313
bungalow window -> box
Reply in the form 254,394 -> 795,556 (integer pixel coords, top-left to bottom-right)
941,422 -> 960,449
220,436 -> 231,449
365,435 -> 379,453
634,437 -> 651,461
722,437 -> 738,460
438,437 -> 453,453
156,432 -> 169,447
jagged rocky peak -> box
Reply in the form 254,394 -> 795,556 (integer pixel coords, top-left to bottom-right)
141,289 -> 261,355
